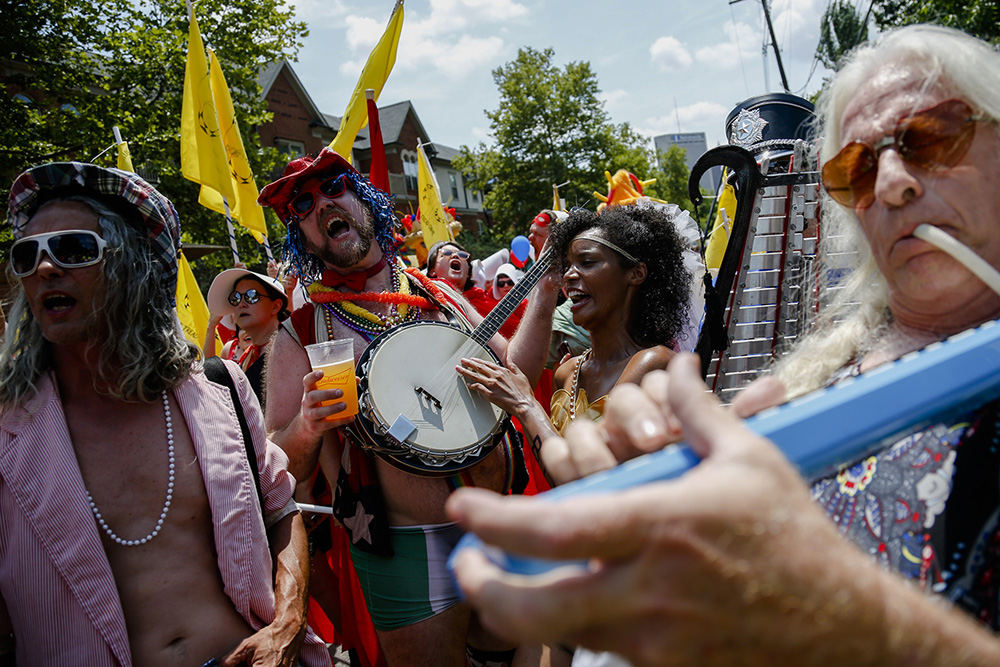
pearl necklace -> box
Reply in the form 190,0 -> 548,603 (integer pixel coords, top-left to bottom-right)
86,391 -> 175,547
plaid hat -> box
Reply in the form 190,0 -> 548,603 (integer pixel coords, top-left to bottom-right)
7,162 -> 181,290
258,148 -> 359,225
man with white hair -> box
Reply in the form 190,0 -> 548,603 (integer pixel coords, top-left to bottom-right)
448,25 -> 1000,664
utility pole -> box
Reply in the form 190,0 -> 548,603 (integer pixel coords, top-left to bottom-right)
730,0 -> 790,92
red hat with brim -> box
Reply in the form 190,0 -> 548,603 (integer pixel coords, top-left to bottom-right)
257,148 -> 359,225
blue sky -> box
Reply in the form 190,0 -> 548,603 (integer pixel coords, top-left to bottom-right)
289,0 -> 843,156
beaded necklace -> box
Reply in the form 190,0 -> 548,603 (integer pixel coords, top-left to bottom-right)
311,263 -> 422,338
86,392 -> 175,547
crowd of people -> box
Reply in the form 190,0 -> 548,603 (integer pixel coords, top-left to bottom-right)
3,21 -> 1000,667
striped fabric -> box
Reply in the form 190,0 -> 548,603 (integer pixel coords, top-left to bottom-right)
0,363 -> 330,666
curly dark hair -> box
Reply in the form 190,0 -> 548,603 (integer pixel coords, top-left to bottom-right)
547,204 -> 691,348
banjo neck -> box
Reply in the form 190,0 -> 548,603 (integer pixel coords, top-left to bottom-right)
470,250 -> 555,346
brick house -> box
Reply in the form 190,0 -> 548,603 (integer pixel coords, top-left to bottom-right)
257,60 -> 488,232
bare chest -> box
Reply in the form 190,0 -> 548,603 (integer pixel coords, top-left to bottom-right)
64,395 -> 252,662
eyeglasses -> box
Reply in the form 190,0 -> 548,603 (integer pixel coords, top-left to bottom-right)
440,248 -> 470,260
495,277 -> 514,288
10,229 -> 108,277
821,98 -> 984,209
289,174 -> 350,218
228,288 -> 265,307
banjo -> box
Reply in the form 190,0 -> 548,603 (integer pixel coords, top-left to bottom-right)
347,250 -> 554,476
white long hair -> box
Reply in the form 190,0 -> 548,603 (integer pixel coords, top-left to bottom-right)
772,24 -> 1000,397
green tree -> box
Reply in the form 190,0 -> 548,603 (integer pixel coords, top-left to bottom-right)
1,0 -> 307,280
645,145 -> 701,213
873,0 -> 1000,43
816,0 -> 870,70
454,47 -> 660,242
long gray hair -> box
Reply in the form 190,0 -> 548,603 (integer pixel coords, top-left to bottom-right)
772,24 -> 1000,397
0,196 -> 198,409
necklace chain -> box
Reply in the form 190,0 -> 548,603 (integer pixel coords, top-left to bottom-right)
569,349 -> 592,422
86,391 -> 175,547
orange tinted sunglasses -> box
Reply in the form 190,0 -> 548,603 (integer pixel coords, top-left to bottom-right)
821,98 -> 984,209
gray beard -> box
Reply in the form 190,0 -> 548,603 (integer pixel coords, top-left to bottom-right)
306,207 -> 377,269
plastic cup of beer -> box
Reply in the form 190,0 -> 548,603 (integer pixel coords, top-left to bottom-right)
305,339 -> 358,420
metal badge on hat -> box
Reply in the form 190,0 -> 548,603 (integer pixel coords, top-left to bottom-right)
729,108 -> 769,147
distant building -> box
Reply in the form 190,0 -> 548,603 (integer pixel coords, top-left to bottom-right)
653,131 -> 720,193
257,60 -> 488,232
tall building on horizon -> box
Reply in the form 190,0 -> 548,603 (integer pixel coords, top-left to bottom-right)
653,131 -> 720,194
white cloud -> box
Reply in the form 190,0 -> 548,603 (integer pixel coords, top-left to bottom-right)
771,0 -> 825,60
694,21 -> 760,68
639,101 -> 730,144
650,36 -> 693,71
291,0 -> 349,27
343,14 -> 384,50
336,0 -> 528,82
599,89 -> 628,109
470,125 -> 490,142
428,0 -> 528,22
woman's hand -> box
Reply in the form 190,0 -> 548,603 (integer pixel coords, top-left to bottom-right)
457,357 -> 536,417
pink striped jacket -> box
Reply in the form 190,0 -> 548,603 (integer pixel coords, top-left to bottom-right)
0,364 -> 330,667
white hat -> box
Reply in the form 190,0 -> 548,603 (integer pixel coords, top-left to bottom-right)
492,262 -> 525,300
207,269 -> 289,319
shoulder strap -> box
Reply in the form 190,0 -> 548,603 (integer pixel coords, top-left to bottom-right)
204,356 -> 265,512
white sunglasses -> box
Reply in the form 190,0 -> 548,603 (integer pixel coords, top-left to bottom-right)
10,229 -> 108,277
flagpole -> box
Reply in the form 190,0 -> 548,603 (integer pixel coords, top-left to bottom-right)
222,196 -> 240,264
263,237 -> 275,263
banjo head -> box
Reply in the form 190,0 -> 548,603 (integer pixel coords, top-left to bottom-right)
352,320 -> 507,475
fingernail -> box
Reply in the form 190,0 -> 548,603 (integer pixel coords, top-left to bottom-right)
637,418 -> 664,440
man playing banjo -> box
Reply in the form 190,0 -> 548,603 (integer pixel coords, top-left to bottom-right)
259,148 -> 558,666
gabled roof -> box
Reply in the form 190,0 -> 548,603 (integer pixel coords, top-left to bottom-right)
353,100 -> 432,150
258,60 -> 331,129
429,143 -> 461,161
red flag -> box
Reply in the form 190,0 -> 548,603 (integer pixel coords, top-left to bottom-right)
365,89 -> 389,193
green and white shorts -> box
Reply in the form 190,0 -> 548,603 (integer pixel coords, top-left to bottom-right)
350,521 -> 464,630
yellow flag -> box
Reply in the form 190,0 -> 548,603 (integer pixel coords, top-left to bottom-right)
175,250 -> 218,353
416,142 -> 452,248
329,1 -> 404,160
116,142 -> 135,173
552,183 -> 563,212
180,10 -> 235,204
705,168 -> 737,271
197,48 -> 267,244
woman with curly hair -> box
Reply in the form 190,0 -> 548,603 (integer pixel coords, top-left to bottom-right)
458,203 -> 691,484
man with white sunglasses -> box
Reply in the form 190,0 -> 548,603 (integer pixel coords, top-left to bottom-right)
0,162 -> 329,666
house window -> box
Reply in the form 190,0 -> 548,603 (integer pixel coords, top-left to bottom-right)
275,138 -> 305,158
449,173 -> 460,200
402,152 -> 418,191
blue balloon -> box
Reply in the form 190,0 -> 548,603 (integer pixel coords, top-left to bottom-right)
511,235 -> 531,262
